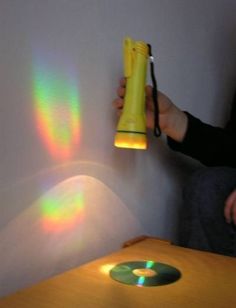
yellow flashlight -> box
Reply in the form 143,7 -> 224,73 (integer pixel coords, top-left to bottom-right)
114,37 -> 149,150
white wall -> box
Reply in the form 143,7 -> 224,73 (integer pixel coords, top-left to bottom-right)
0,0 -> 236,297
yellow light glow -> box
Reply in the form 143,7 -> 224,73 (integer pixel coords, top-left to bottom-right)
132,268 -> 157,277
114,132 -> 147,150
114,141 -> 147,149
100,263 -> 116,275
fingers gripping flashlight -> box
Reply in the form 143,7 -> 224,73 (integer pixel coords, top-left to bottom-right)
114,37 -> 161,150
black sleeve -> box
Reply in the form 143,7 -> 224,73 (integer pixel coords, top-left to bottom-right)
167,112 -> 236,167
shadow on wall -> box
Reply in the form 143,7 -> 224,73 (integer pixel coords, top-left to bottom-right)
0,172 -> 144,297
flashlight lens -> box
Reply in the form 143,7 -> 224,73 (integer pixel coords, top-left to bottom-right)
114,132 -> 147,150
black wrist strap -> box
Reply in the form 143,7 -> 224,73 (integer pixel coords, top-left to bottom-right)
147,44 -> 161,137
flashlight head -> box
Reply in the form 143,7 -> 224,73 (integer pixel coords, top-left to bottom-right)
114,113 -> 147,149
114,132 -> 147,150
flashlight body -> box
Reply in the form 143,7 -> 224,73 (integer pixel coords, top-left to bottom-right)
114,37 -> 148,149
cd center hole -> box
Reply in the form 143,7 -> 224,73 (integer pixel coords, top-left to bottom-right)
132,268 -> 157,277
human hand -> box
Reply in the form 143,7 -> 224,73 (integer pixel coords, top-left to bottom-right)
113,78 -> 188,142
224,189 -> 236,225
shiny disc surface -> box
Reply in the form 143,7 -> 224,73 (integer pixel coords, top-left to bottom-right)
110,261 -> 181,287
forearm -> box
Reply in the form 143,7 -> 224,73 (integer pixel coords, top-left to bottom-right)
167,113 -> 236,167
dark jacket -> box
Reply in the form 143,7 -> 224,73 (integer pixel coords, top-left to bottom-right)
167,93 -> 236,168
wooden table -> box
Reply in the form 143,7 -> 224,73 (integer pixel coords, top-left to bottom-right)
0,238 -> 235,307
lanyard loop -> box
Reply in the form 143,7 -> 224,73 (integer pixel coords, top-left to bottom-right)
147,44 -> 161,137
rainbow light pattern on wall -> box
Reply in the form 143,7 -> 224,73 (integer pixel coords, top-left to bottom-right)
41,187 -> 84,233
33,63 -> 81,160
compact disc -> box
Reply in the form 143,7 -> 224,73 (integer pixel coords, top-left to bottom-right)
109,261 -> 181,287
